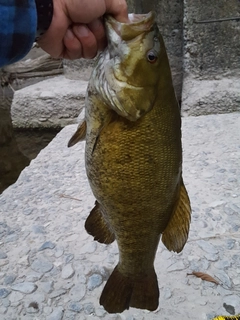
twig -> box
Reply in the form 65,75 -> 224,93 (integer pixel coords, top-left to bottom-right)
58,194 -> 82,202
194,17 -> 240,24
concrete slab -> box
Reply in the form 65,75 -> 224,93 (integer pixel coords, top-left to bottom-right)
0,113 -> 240,319
11,76 -> 87,129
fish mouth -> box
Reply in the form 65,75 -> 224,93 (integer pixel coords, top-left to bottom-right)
105,11 -> 155,40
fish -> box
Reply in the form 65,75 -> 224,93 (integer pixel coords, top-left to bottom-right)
68,11 -> 191,313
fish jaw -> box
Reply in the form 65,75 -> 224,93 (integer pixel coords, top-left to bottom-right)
90,12 -> 165,122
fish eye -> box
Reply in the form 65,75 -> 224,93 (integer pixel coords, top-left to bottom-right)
147,50 -> 157,63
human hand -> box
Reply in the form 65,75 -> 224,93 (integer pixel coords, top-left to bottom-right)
37,0 -> 128,59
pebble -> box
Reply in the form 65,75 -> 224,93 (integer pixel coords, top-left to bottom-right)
61,264 -> 75,279
49,289 -> 67,299
46,307 -> 64,320
39,281 -> 54,294
87,274 -> 103,291
4,274 -> 16,285
0,251 -> 7,259
31,258 -> 54,273
68,301 -> 83,312
84,302 -> 95,315
39,241 -> 56,251
11,282 -> 37,294
69,284 -> 86,301
197,240 -> 219,254
0,114 -> 239,319
0,288 -> 11,299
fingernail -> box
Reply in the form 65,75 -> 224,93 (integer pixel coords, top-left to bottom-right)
77,25 -> 89,37
66,29 -> 74,40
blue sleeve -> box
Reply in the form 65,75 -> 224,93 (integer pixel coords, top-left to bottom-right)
0,0 -> 37,68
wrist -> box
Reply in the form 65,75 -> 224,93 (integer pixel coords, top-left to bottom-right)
35,0 -> 54,41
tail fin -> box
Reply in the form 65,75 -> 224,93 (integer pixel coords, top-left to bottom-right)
100,265 -> 159,313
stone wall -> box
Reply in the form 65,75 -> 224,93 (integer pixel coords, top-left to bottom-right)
182,0 -> 240,115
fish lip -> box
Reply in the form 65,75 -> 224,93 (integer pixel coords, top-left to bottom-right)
105,11 -> 155,38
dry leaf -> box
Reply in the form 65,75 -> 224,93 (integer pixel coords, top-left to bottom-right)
187,271 -> 219,285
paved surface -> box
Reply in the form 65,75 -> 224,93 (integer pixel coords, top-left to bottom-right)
0,113 -> 240,320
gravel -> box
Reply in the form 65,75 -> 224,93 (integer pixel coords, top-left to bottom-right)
0,113 -> 239,319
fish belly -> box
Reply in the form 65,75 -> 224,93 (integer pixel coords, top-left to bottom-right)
86,107 -> 181,274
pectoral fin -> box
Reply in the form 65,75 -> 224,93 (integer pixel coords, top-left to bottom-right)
85,201 -> 115,244
161,179 -> 191,253
68,120 -> 87,147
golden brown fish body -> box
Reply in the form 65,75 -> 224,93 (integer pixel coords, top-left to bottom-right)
69,11 -> 191,313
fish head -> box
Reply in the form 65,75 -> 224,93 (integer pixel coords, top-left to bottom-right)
102,11 -> 168,121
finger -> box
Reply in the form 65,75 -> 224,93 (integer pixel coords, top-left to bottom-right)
105,0 -> 128,22
87,19 -> 107,52
72,24 -> 98,59
63,29 -> 83,59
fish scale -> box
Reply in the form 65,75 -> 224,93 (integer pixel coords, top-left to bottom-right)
68,11 -> 191,314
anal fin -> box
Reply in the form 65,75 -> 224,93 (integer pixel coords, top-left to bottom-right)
68,120 -> 87,147
85,201 -> 115,244
162,179 -> 191,253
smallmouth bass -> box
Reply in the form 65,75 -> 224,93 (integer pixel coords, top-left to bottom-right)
69,11 -> 191,313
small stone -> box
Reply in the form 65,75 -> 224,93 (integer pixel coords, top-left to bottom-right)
26,271 -> 43,282
0,251 -> 7,259
79,242 -> 97,254
223,303 -> 235,315
9,291 -> 24,304
204,253 -> 219,262
68,301 -> 83,313
26,305 -> 39,314
226,239 -> 236,250
95,307 -> 107,317
167,261 -> 186,272
223,295 -> 240,313
87,274 -> 103,291
0,307 -> 7,314
44,306 -> 53,315
39,241 -> 56,251
69,284 -> 86,301
11,282 -> 37,294
4,234 -> 18,243
55,247 -> 64,258
46,307 -> 64,320
49,289 -> 67,299
62,264 -> 75,279
214,270 -> 232,288
32,225 -> 45,234
214,260 -> 231,269
66,234 -> 78,242
2,299 -> 10,307
197,240 -> 219,254
0,259 -> 9,267
65,254 -> 74,264
64,311 -> 77,320
40,281 -> 54,294
84,303 -> 95,315
24,208 -> 33,216
0,288 -> 11,298
162,287 -> 172,300
4,274 -> 16,285
31,258 -> 53,273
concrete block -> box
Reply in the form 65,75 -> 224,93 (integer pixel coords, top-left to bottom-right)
11,76 -> 88,129
182,77 -> 240,116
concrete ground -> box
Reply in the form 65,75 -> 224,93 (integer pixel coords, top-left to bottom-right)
0,113 -> 239,320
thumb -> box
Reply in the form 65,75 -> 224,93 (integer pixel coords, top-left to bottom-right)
104,0 -> 128,22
